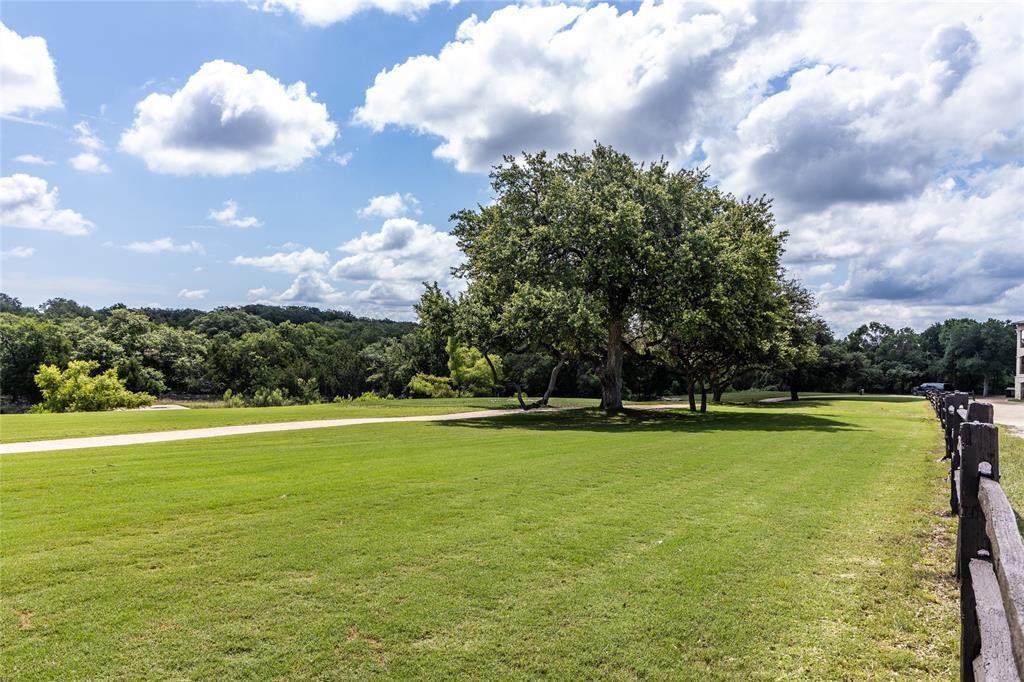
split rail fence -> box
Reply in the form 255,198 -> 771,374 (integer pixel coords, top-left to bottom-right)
931,391 -> 1024,681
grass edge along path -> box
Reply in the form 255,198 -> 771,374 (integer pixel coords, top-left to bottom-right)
1,398 -> 957,679
0,397 -> 597,444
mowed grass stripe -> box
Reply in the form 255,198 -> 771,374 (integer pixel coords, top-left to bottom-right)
1,399 -> 956,679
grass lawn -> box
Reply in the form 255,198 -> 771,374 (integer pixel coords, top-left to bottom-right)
992,429 -> 1024,520
0,397 -> 597,444
1,398 -> 956,679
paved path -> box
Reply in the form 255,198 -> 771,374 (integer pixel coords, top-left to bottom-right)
0,408 -> 550,455
989,398 -> 1024,438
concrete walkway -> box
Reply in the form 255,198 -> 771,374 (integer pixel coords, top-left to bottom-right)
0,408 -> 546,455
988,397 -> 1024,438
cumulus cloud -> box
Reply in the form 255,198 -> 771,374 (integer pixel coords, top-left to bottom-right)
0,174 -> 94,235
357,192 -> 420,219
209,199 -> 261,228
177,288 -> 209,300
271,271 -> 346,304
69,152 -> 111,174
791,165 -> 1024,331
356,2 -> 791,172
120,60 -> 337,175
14,154 -> 54,166
356,1 -> 1023,327
1,246 -> 34,259
247,0 -> 452,26
232,247 -> 329,274
122,238 -> 205,254
330,217 -> 462,307
0,22 -> 62,116
245,219 -> 461,316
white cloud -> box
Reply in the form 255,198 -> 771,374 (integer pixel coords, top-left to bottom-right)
247,0 -> 452,27
357,192 -> 420,219
122,238 -> 205,254
1,246 -> 34,259
355,1 -> 1023,328
72,121 -> 105,151
356,2 -> 787,172
209,199 -> 261,228
232,247 -> 328,274
792,165 -> 1024,331
177,288 -> 209,300
120,60 -> 337,175
330,217 -> 462,308
0,174 -> 94,235
69,121 -> 112,173
13,154 -> 54,166
244,219 -> 461,315
272,271 -> 346,304
329,151 -> 353,166
69,152 -> 111,174
0,22 -> 62,116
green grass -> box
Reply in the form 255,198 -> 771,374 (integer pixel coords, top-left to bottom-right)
0,397 -> 596,444
992,429 -> 1024,518
1,398 -> 956,679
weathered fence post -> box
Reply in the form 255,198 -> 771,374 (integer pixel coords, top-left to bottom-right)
968,402 -> 995,426
945,393 -> 971,460
958,421 -> 1000,681
950,402 -> 996,516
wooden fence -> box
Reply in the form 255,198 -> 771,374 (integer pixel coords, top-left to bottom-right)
930,390 -> 1024,681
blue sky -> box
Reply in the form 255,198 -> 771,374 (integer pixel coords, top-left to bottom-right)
1,1 -> 1021,330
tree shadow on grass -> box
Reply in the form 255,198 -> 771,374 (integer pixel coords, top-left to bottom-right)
438,407 -> 864,435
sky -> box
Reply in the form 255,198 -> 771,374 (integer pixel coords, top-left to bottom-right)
0,0 -> 1021,332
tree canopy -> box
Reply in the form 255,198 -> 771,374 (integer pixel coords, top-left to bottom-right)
445,144 -> 797,412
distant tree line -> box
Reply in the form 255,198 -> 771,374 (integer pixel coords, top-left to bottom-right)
0,291 -> 1014,411
0,293 -> 422,407
774,318 -> 1016,398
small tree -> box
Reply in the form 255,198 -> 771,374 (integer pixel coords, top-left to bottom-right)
33,360 -> 154,413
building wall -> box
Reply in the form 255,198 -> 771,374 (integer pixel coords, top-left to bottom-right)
1016,323 -> 1024,400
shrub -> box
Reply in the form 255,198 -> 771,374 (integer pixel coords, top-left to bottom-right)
249,387 -> 289,407
353,391 -> 384,402
296,377 -> 322,405
222,389 -> 245,408
32,360 -> 154,413
406,373 -> 456,398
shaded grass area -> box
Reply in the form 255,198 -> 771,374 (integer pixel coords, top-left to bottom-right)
1,399 -> 956,679
0,397 -> 597,443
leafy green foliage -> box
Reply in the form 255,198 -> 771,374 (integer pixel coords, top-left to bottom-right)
0,313 -> 71,401
407,373 -> 457,398
32,360 -> 154,413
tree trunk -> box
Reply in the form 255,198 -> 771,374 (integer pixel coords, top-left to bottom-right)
600,319 -> 625,413
790,385 -> 799,401
982,376 -> 990,397
712,384 -> 724,403
687,381 -> 697,412
484,352 -> 528,410
537,357 -> 565,407
699,382 -> 708,413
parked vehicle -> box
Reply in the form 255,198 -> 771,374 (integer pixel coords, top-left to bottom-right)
911,382 -> 954,396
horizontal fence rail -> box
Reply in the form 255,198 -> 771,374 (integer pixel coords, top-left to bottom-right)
929,390 -> 1024,681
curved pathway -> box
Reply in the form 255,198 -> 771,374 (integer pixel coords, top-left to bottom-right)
0,408 -> 544,455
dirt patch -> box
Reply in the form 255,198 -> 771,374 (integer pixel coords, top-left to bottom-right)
346,624 -> 381,647
15,610 -> 33,630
